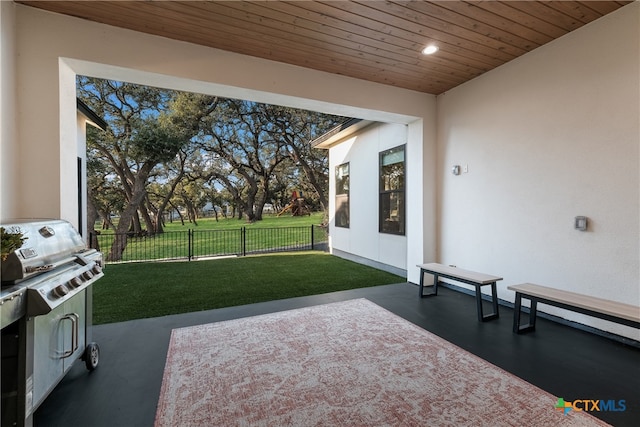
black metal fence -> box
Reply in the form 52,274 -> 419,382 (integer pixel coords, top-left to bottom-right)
90,225 -> 328,263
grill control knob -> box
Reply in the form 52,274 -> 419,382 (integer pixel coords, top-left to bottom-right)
52,285 -> 69,299
68,277 -> 83,288
91,264 -> 102,275
82,271 -> 94,280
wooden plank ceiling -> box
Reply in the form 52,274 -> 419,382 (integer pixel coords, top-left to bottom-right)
17,1 -> 632,95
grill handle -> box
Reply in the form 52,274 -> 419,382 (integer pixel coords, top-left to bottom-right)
24,255 -> 77,275
59,313 -> 79,359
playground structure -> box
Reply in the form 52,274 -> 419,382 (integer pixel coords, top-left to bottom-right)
278,190 -> 310,216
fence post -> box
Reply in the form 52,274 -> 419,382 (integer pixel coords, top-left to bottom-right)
311,225 -> 315,250
241,227 -> 246,256
188,229 -> 192,261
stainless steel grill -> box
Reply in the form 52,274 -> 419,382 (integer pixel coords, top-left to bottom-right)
1,219 -> 103,427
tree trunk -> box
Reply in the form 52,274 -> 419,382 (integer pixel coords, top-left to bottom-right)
108,163 -> 152,261
241,174 -> 259,222
293,151 -> 328,214
87,191 -> 99,236
153,155 -> 186,233
149,199 -> 164,234
140,198 -> 155,234
100,209 -> 115,230
184,197 -> 198,226
131,212 -> 142,234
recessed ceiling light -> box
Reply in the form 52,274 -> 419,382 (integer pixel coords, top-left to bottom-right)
422,44 -> 439,55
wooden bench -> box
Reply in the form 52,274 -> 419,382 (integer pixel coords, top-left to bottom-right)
417,263 -> 503,322
508,283 -> 640,334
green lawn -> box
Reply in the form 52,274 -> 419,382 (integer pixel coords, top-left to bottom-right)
93,251 -> 404,324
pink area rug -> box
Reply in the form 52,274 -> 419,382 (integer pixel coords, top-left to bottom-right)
155,299 -> 609,426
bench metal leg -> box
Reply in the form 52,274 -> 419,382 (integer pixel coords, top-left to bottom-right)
513,293 -> 537,333
476,282 -> 499,322
419,270 -> 438,298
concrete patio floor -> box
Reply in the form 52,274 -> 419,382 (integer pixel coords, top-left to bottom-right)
35,283 -> 639,426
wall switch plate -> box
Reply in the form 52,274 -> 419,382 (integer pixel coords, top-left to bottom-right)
574,216 -> 588,231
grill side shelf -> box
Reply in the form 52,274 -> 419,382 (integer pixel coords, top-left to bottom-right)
0,287 -> 27,328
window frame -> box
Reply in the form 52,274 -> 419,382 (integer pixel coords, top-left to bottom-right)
379,145 -> 405,235
335,162 -> 350,228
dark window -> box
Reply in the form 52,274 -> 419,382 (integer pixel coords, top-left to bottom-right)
335,162 -> 349,228
379,145 -> 405,235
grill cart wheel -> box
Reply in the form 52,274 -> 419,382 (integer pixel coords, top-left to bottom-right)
84,342 -> 100,371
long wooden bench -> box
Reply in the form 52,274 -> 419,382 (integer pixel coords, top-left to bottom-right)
508,283 -> 640,334
417,263 -> 503,322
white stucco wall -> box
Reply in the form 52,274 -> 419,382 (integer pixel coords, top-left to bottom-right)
328,123 -> 409,275
3,4 -> 436,267
437,3 -> 639,339
0,1 -> 17,220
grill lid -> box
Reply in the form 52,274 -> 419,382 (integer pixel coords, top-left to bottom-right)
1,219 -> 87,283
